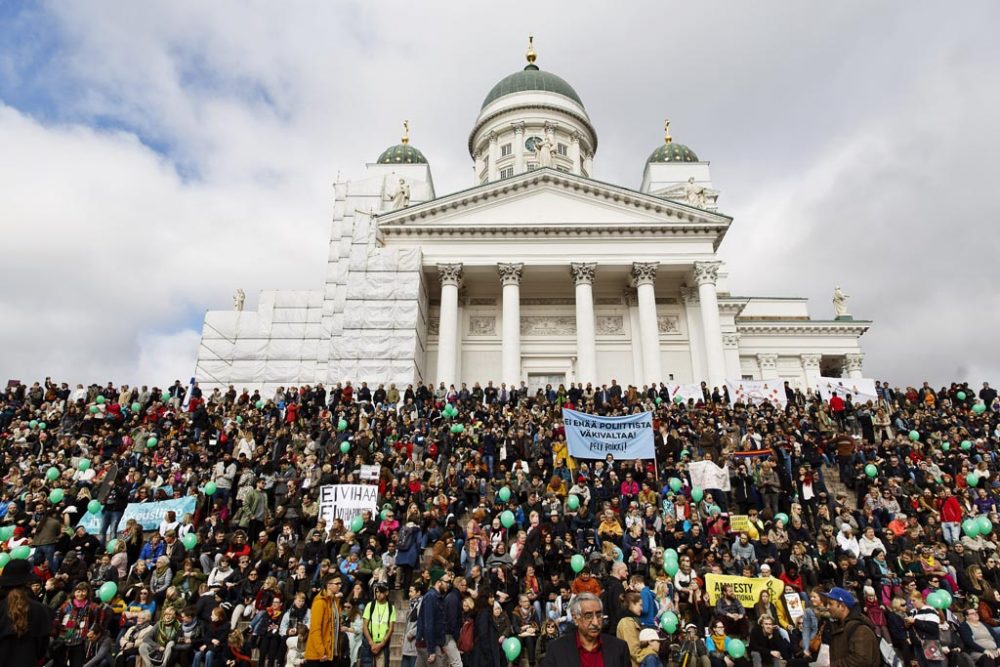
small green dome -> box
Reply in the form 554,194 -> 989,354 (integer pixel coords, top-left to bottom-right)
647,142 -> 699,164
377,143 -> 428,165
481,64 -> 584,110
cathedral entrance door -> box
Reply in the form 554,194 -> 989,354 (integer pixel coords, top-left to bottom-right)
527,373 -> 565,393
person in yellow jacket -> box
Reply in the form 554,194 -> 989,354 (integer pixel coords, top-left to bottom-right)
305,575 -> 344,667
553,437 -> 576,473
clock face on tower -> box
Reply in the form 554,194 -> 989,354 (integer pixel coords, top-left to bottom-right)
524,136 -> 543,152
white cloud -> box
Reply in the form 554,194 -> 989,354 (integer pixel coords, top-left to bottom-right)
1,1 -> 998,387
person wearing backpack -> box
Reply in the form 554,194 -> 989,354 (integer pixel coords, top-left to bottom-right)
822,587 -> 881,666
361,583 -> 396,667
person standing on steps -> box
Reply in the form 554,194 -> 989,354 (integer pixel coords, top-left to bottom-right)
361,583 -> 396,667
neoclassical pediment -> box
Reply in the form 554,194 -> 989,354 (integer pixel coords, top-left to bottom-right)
376,169 -> 731,242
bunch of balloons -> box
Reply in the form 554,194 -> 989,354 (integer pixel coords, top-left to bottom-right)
442,403 -> 459,419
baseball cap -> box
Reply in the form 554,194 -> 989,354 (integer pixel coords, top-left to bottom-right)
638,629 -> 661,643
821,587 -> 857,609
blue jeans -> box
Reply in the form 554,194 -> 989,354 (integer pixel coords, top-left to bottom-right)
943,522 -> 961,545
192,647 -> 218,667
100,510 -> 123,544
35,544 -> 57,572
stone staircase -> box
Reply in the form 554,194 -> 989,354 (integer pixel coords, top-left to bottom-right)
388,589 -> 409,664
823,462 -> 858,510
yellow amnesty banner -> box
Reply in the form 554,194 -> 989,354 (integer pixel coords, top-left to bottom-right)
704,573 -> 785,608
729,515 -> 750,533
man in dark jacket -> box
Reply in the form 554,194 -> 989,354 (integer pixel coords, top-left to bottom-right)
822,587 -> 880,666
416,575 -> 448,667
540,592 -> 629,667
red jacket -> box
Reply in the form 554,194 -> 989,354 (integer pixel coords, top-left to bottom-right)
940,496 -> 963,523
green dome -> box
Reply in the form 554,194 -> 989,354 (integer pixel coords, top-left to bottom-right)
377,143 -> 428,165
481,64 -> 584,110
647,142 -> 699,164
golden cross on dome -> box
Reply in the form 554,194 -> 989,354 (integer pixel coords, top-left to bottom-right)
664,119 -> 672,145
526,35 -> 537,64
401,120 -> 410,145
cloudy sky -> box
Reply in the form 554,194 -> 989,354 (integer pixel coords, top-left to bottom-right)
1,1 -> 998,389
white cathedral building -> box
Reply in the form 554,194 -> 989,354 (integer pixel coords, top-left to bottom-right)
195,40 -> 869,393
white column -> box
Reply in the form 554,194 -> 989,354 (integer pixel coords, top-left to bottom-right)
845,353 -> 864,380
435,263 -> 462,388
455,290 -> 465,385
582,153 -> 593,177
757,353 -> 779,380
498,263 -> 523,386
801,354 -> 822,390
723,333 -> 742,380
488,132 -> 499,182
569,131 -> 582,175
570,262 -> 597,385
631,262 -> 662,386
513,122 -> 525,175
694,261 -> 727,389
681,287 -> 705,382
625,291 -> 644,386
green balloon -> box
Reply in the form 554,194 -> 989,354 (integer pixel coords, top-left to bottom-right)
727,638 -> 747,659
0,553 -> 9,568
182,533 -> 198,550
10,545 -> 30,560
78,459 -> 91,472
340,442 -> 350,454
498,487 -> 511,502
691,487 -> 704,503
774,513 -> 789,526
87,499 -> 102,514
380,509 -> 389,521
680,449 -> 690,458
38,422 -> 46,430
661,611 -> 679,634
106,539 -> 119,554
204,482 -> 217,496
131,402 -> 141,412
668,477 -> 683,493
89,406 -> 98,414
29,420 -> 38,429
926,590 -> 943,610
48,488 -> 64,504
500,510 -> 515,529
567,494 -> 580,511
655,396 -> 662,405
674,395 -> 684,404
937,589 -> 953,609
942,442 -> 950,451
865,464 -> 878,478
908,430 -> 920,441
161,392 -> 171,402
664,548 -> 679,562
963,518 -> 981,537
957,391 -> 967,401
350,516 -> 364,533
502,638 -> 522,662
46,467 -> 59,482
973,403 -> 987,414
98,581 -> 117,603
570,554 -> 585,573
146,436 -> 158,448
664,559 -> 679,576
235,415 -> 243,424
977,516 -> 993,535
96,395 -> 105,404
255,400 -> 264,409
0,526 -> 12,541
968,473 -> 980,488
962,440 -> 973,451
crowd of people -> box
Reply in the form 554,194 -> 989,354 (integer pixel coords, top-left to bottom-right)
0,376 -> 998,667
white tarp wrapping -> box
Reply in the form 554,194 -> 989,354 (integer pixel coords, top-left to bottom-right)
816,376 -> 878,404
726,379 -> 788,407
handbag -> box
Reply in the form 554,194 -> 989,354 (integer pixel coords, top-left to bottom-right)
809,621 -> 824,654
922,639 -> 944,662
